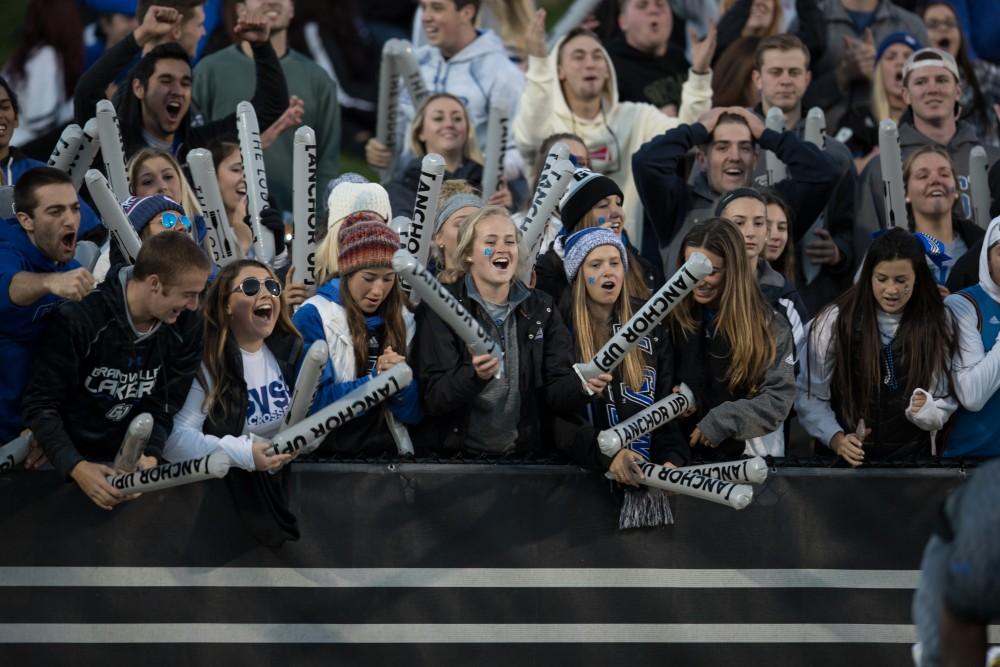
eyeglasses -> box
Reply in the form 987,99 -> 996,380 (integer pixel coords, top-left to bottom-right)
231,277 -> 282,297
160,211 -> 192,231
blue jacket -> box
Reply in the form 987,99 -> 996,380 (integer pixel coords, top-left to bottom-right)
0,220 -> 81,441
2,150 -> 102,237
292,278 -> 423,424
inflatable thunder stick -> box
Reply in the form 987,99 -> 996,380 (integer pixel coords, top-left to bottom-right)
518,158 -> 576,283
112,412 -> 153,473
764,106 -> 787,185
95,100 -> 130,202
392,249 -> 504,373
85,169 -> 141,264
69,119 -> 101,191
375,40 -> 403,182
395,40 -> 429,105
269,362 -> 414,457
679,456 -> 769,484
803,107 -> 825,148
481,102 -> 510,197
284,339 -> 328,427
969,146 -> 990,230
107,451 -> 232,494
408,154 -> 446,267
0,434 -> 30,474
48,124 -> 83,173
236,101 -> 275,264
597,384 -> 695,456
292,126 -> 318,292
634,462 -> 754,509
574,253 -> 713,382
878,120 -> 908,229
187,148 -> 241,266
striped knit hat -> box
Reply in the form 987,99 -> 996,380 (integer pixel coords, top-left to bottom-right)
562,227 -> 628,283
122,194 -> 185,236
337,218 -> 400,275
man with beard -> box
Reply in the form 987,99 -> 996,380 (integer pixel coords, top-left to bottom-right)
0,168 -> 92,445
74,3 -> 288,159
854,47 -> 1000,262
22,232 -> 211,510
193,0 -> 340,213
633,105 -> 838,273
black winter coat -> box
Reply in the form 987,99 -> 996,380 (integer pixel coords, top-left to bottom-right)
413,278 -> 589,455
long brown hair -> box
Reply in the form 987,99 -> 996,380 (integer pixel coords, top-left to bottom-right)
761,189 -> 796,285
200,260 -> 300,421
671,218 -> 777,393
569,254 -> 644,391
811,228 -> 957,427
340,266 -> 408,378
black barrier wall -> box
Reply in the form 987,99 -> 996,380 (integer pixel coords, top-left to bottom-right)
0,464 -> 969,666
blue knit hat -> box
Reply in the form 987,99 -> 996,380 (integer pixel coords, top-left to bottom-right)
876,32 -> 922,63
121,195 -> 185,236
562,227 -> 628,283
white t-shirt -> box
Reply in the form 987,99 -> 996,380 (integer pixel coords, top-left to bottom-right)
165,346 -> 290,471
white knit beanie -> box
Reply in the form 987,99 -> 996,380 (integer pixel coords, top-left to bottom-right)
326,181 -> 391,228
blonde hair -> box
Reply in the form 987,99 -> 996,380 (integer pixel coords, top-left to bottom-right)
409,92 -> 484,164
482,0 -> 535,61
127,147 -> 203,220
871,64 -> 905,123
569,259 -> 644,391
720,0 -> 783,37
670,218 -> 777,393
438,205 -> 520,285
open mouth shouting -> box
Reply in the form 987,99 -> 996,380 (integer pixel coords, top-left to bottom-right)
164,99 -> 184,124
252,300 -> 275,327
490,253 -> 512,274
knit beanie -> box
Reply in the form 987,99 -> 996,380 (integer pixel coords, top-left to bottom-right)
121,194 -> 185,236
337,218 -> 400,275
559,169 -> 624,234
714,187 -> 766,217
326,175 -> 391,228
434,193 -> 483,234
876,32 -> 921,63
562,227 -> 628,283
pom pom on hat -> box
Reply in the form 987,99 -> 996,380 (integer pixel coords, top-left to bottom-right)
559,169 -> 624,234
337,218 -> 400,275
562,226 -> 628,283
121,194 -> 185,236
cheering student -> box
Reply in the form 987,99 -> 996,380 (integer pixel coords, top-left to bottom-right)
430,180 -> 483,274
165,258 -> 300,545
552,226 -> 688,479
943,217 -> 1000,459
292,216 -> 421,457
762,189 -> 795,285
534,168 -> 661,305
128,148 -> 204,233
377,93 -> 512,217
902,145 -> 983,286
415,205 -> 611,455
669,218 -> 795,461
797,228 -> 958,465
22,233 -> 211,509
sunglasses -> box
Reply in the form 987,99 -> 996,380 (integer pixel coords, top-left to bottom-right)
160,211 -> 192,231
232,277 -> 282,297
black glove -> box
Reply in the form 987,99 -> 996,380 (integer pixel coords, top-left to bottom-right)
246,206 -> 287,256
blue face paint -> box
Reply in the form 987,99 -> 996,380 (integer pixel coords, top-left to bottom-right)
586,276 -> 596,285
483,247 -> 494,257
597,217 -> 605,226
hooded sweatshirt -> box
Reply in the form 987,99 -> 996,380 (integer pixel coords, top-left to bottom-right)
944,216 -> 1000,457
855,118 -> 1000,263
0,221 -> 82,441
512,35 -> 713,247
21,266 -> 204,479
398,30 -> 525,177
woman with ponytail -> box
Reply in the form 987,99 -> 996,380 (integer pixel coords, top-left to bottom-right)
797,228 -> 958,465
670,218 -> 796,460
